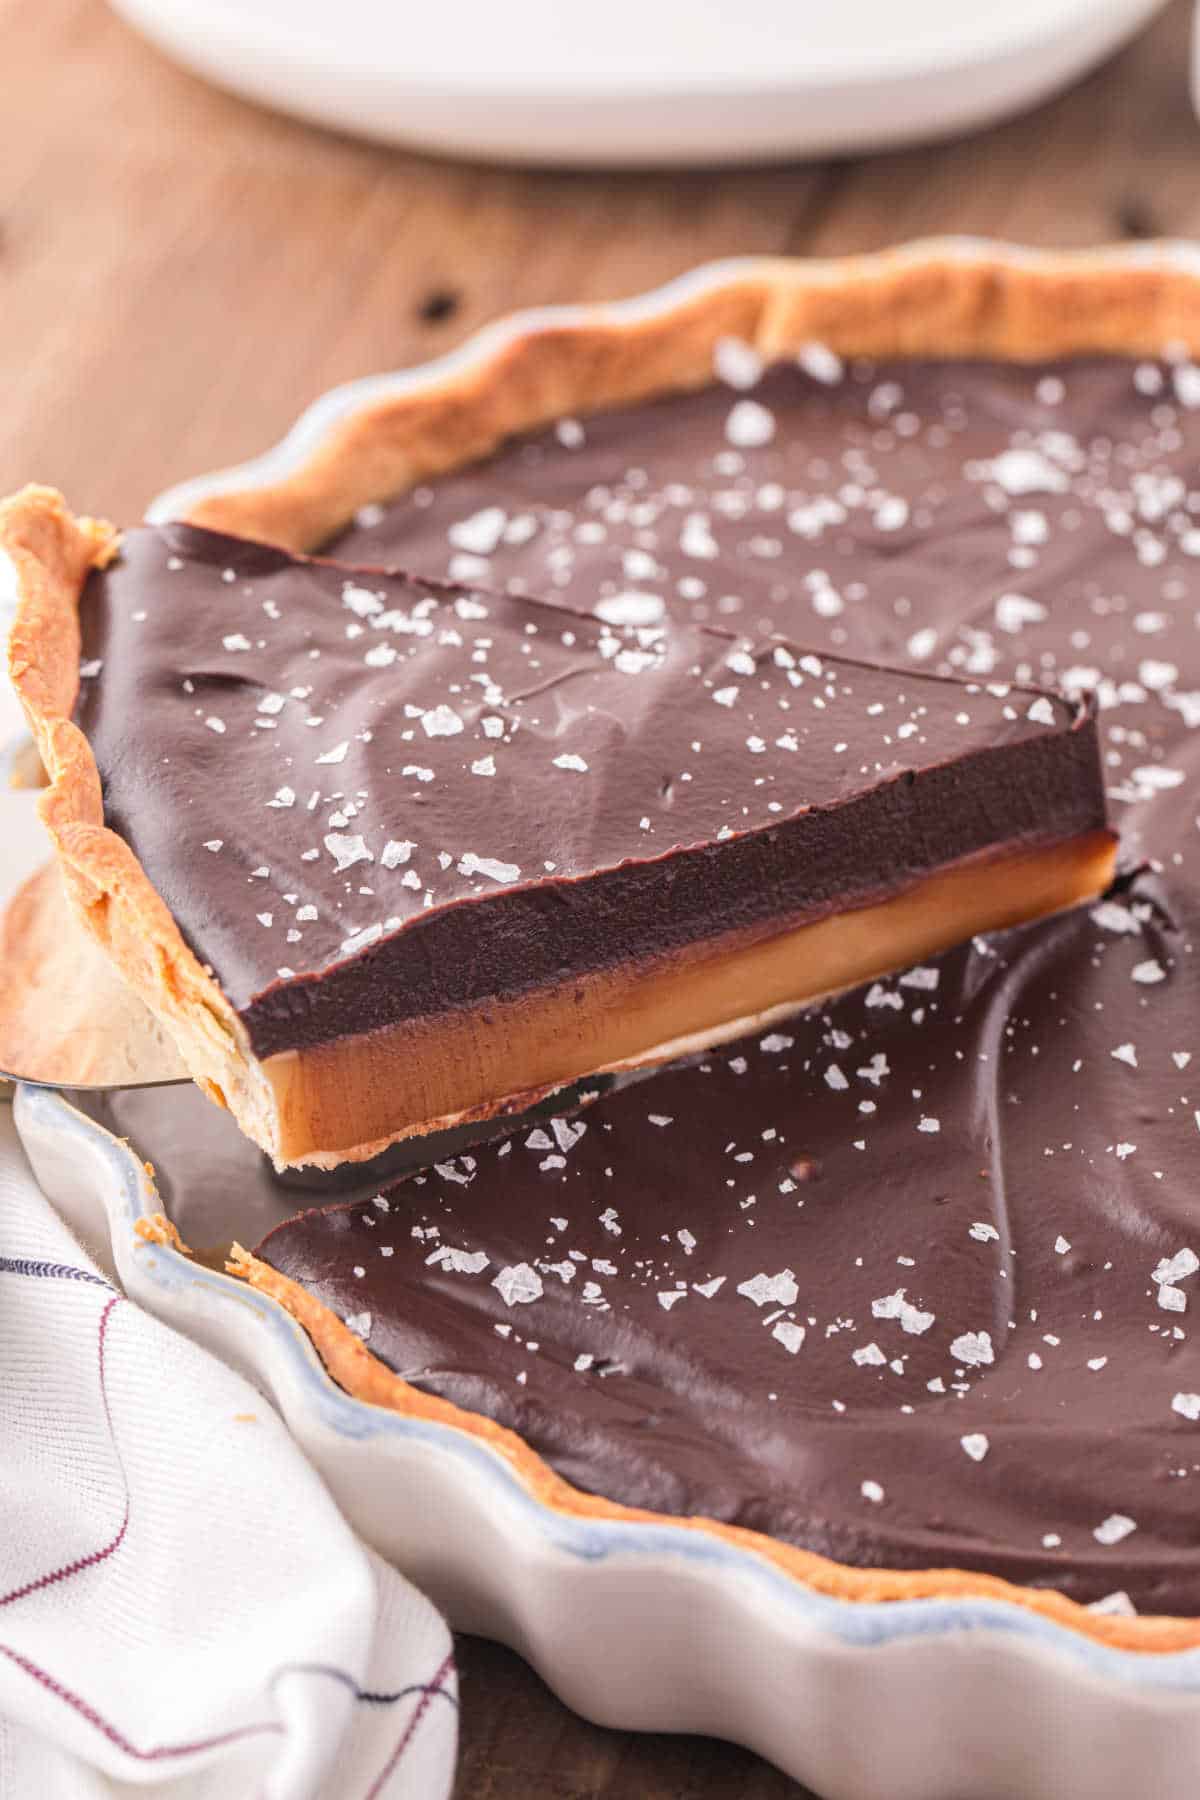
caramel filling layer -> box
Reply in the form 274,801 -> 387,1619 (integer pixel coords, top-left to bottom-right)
263,830 -> 1116,1165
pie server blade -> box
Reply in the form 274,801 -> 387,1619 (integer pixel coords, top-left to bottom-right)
0,1067 -> 192,1092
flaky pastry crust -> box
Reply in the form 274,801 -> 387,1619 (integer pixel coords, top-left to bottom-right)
179,241 -> 1200,551
2,487 -> 272,1136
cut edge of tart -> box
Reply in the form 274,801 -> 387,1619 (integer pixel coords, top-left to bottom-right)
221,1236 -> 1200,1655
3,486 -> 1114,1167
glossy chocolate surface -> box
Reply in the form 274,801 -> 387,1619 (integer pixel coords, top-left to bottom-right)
75,525 -> 1100,1058
251,351 -> 1200,1615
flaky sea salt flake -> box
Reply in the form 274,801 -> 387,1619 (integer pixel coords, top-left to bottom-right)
1088,1591 -> 1138,1618
950,1330 -> 994,1368
725,399 -> 776,448
872,1289 -> 935,1335
325,832 -> 373,873
421,705 -> 464,738
738,1270 -> 799,1308
994,593 -> 1048,634
1093,907 -> 1144,936
984,450 -> 1068,497
458,851 -> 520,885
906,627 -> 938,662
448,506 -> 506,556
713,336 -> 764,390
492,1263 -> 544,1306
797,342 -> 844,385
1152,1248 -> 1198,1286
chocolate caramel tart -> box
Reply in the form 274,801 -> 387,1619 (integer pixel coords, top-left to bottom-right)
229,327 -> 1200,1629
3,490 -> 1111,1167
20,248 -> 1200,1647
211,298 -> 1200,1642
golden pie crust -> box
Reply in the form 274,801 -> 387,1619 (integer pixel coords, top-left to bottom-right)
9,241 -> 1200,1646
178,242 -> 1200,552
3,489 -> 267,1131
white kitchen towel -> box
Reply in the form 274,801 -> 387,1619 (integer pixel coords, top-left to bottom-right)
0,1104 -> 457,1799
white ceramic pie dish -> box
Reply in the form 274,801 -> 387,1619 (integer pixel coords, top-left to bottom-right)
13,1081 -> 1200,1800
16,239 -> 1200,1795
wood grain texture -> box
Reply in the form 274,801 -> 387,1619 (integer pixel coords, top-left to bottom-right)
455,1637 -> 802,1800
0,3 -> 1195,1793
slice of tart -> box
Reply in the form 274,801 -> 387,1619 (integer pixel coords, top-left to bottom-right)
3,486 -> 1113,1167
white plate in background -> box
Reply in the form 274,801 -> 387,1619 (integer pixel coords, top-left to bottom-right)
108,0 -> 1167,167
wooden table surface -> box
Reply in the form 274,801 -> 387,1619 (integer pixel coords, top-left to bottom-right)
3,3 -> 1197,1793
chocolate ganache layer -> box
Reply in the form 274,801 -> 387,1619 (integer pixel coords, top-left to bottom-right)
74,525 -> 1104,1062
252,349 -> 1200,1616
